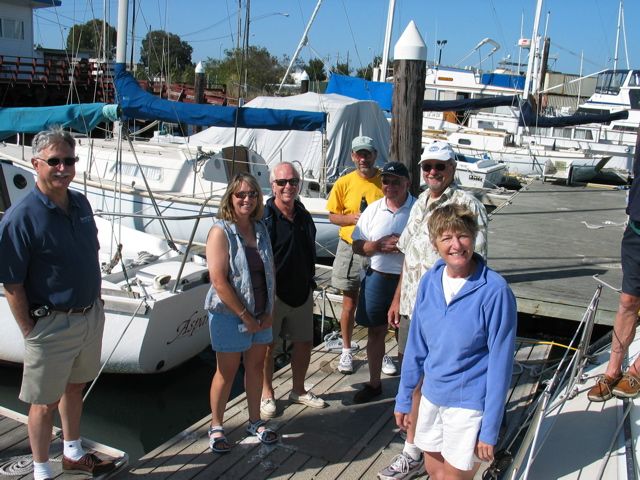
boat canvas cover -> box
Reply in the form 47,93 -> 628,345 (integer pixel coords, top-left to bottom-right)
480,73 -> 525,90
518,100 -> 629,128
326,74 -> 393,112
188,92 -> 390,181
0,103 -> 109,140
114,64 -> 325,132
326,74 -> 518,113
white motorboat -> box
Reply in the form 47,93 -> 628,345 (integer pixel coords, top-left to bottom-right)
454,153 -> 506,189
0,160 -> 212,374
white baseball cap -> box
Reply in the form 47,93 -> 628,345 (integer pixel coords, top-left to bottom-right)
419,141 -> 455,163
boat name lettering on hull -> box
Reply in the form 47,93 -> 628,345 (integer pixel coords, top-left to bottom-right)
167,311 -> 207,345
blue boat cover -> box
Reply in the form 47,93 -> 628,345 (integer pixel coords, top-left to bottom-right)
325,74 -> 518,112
115,64 -> 325,131
326,74 -> 393,111
0,103 -> 110,141
481,73 -> 525,90
518,100 -> 629,127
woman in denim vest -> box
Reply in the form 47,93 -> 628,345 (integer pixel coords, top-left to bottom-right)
205,173 -> 276,453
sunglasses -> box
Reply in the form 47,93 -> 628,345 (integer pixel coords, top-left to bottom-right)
382,177 -> 403,186
233,190 -> 258,200
35,156 -> 78,167
421,162 -> 448,172
273,178 -> 300,187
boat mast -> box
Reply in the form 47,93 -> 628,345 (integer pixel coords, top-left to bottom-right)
522,0 -> 544,102
376,0 -> 396,82
613,0 -> 623,71
277,0 -> 323,94
116,0 -> 129,64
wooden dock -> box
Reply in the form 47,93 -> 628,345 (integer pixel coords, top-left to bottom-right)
487,179 -> 628,326
117,331 -> 551,479
0,406 -> 127,479
315,180 -> 628,327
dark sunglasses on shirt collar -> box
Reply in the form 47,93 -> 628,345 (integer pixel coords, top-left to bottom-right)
35,156 -> 79,167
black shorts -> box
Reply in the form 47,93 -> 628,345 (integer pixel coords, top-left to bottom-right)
621,226 -> 640,297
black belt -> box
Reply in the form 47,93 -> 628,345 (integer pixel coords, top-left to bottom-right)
368,268 -> 400,279
31,304 -> 93,319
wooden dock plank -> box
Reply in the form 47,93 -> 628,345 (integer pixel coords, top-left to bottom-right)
0,407 -> 128,479
488,181 -> 627,325
121,330 -> 549,480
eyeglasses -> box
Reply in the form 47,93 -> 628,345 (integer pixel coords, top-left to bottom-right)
421,162 -> 448,172
381,177 -> 403,186
35,156 -> 78,167
273,178 -> 300,187
233,190 -> 258,200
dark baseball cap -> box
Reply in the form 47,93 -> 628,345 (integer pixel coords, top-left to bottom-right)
381,162 -> 410,179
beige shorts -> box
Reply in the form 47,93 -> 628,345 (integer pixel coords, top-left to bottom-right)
20,300 -> 105,405
414,395 -> 483,471
272,291 -> 314,344
331,239 -> 366,292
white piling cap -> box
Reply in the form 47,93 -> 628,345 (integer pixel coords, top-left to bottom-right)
195,61 -> 204,74
394,21 -> 427,61
299,70 -> 310,81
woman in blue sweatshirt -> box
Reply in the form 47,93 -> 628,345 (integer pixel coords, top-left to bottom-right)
394,204 -> 516,479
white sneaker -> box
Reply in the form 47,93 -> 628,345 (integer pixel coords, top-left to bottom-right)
260,398 -> 276,418
289,391 -> 327,408
338,351 -> 354,374
377,452 -> 424,480
382,355 -> 398,376
324,331 -> 360,352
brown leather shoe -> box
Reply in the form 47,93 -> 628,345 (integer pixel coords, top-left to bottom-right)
587,374 -> 622,402
613,372 -> 640,399
62,453 -> 116,475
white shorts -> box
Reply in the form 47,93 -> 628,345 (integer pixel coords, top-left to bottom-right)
414,395 -> 483,471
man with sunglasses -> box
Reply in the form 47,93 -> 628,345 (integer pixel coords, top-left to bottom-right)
326,136 -> 384,374
351,162 -> 415,404
260,162 -> 327,418
378,141 -> 487,480
0,127 -> 113,480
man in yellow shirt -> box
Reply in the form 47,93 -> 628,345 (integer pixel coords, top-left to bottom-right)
326,136 -> 383,374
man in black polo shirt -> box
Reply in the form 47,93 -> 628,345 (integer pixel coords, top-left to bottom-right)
0,127 -> 114,480
260,162 -> 327,417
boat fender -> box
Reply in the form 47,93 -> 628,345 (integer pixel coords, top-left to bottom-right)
153,274 -> 171,290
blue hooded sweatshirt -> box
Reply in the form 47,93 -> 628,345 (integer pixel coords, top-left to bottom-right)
395,254 -> 517,446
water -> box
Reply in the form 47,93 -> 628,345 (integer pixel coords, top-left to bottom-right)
0,319 -> 331,462
0,348 -> 230,461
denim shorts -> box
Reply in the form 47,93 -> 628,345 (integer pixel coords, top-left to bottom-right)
208,311 -> 272,353
355,269 -> 400,328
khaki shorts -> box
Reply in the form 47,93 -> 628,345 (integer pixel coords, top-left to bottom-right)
331,239 -> 366,292
272,291 -> 314,344
20,300 -> 105,405
398,314 -> 411,355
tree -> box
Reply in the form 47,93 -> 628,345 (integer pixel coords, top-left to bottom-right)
356,55 -> 382,81
140,30 -> 193,81
331,62 -> 351,76
66,19 -> 116,57
202,46 -> 286,99
303,58 -> 327,82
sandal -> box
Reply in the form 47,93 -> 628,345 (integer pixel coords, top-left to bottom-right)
245,419 -> 278,445
208,425 -> 231,453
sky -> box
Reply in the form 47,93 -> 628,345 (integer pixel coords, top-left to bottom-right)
32,0 -> 640,77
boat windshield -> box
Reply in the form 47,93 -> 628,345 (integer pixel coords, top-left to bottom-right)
595,70 -> 629,95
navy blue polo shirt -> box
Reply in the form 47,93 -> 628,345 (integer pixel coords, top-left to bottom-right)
0,186 -> 101,309
263,198 -> 316,307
